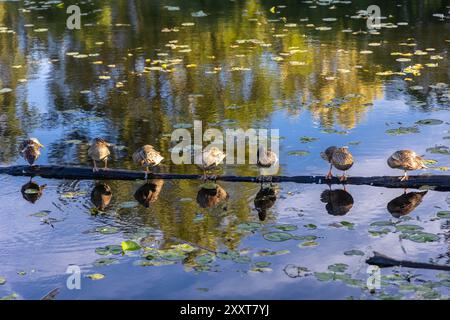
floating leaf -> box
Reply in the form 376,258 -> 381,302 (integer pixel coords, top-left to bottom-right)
93,258 -> 119,267
426,146 -> 450,155
263,232 -> 293,242
415,119 -> 444,126
437,211 -> 450,219
370,221 -> 395,227
304,224 -> 317,230
344,250 -> 365,256
288,150 -> 310,156
237,222 -> 261,232
328,263 -> 349,273
401,231 -> 440,243
314,272 -> 335,282
0,276 -> 6,285
159,249 -> 187,261
386,127 -> 420,135
340,221 -> 355,230
255,249 -> 290,257
254,261 -> 271,268
395,224 -> 424,232
121,240 -> 141,252
300,241 -> 319,247
195,254 -> 215,265
87,273 -> 105,280
274,224 -> 298,231
95,226 -> 119,235
300,136 -> 318,143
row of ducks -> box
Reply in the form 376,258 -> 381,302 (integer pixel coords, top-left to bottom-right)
19,138 -> 428,180
21,179 -> 428,221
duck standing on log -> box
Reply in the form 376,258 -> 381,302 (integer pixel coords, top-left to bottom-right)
19,138 -> 44,166
321,146 -> 354,181
132,145 -> 164,180
257,145 -> 279,186
88,138 -> 111,172
387,150 -> 427,181
195,147 -> 226,180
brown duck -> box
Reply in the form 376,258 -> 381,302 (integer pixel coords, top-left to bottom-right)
132,145 -> 164,180
321,146 -> 354,181
134,179 -> 164,208
387,150 -> 427,181
90,183 -> 112,211
88,138 -> 111,172
257,145 -> 279,184
19,138 -> 44,166
195,147 -> 226,179
387,191 -> 427,218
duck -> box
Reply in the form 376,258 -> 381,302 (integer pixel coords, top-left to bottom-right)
132,145 -> 164,180
321,146 -> 354,181
195,147 -> 226,180
257,145 -> 279,185
387,191 -> 427,218
19,138 -> 44,166
254,186 -> 277,221
196,183 -> 229,208
134,179 -> 164,208
387,150 -> 427,181
90,183 -> 112,211
87,138 -> 111,172
320,188 -> 354,216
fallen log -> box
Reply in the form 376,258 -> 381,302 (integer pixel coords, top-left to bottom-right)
0,165 -> 449,191
366,252 -> 450,271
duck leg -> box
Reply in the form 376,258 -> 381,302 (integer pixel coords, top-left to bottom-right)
144,167 -> 149,180
92,160 -> 98,173
399,171 -> 408,182
325,164 -> 333,180
103,158 -> 108,170
339,171 -> 348,182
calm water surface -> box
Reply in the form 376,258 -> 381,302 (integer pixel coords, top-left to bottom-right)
0,0 -> 450,300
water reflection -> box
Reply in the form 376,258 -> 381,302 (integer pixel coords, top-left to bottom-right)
20,181 -> 46,204
320,187 -> 354,216
134,179 -> 164,208
90,183 -> 113,211
196,183 -> 229,209
387,191 -> 428,218
254,186 -> 278,221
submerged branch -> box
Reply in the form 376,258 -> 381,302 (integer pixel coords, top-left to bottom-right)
0,165 -> 449,191
366,252 -> 450,271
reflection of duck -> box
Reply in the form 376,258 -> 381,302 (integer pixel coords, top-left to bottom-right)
320,188 -> 354,216
90,183 -> 112,211
132,145 -> 164,180
19,138 -> 44,166
387,150 -> 427,181
321,146 -> 354,181
134,179 -> 164,208
387,191 -> 427,218
21,181 -> 46,204
196,183 -> 229,208
88,138 -> 111,172
195,147 -> 226,180
254,186 -> 277,221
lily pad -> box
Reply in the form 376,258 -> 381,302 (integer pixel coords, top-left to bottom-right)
328,263 -> 349,273
254,261 -> 271,268
344,250 -> 365,256
288,150 -> 310,156
95,226 -> 119,235
386,127 -> 420,135
237,222 -> 261,232
370,221 -> 395,227
300,136 -> 318,143
121,240 -> 141,252
255,249 -> 290,257
395,224 -> 424,232
415,119 -> 444,125
274,224 -> 298,231
437,211 -> 450,219
159,249 -> 187,261
87,273 -> 105,280
340,221 -> 355,230
426,146 -> 450,155
314,272 -> 335,282
401,231 -> 440,243
0,276 -> 6,285
263,232 -> 293,242
195,254 -> 215,265
300,241 -> 319,247
93,258 -> 119,267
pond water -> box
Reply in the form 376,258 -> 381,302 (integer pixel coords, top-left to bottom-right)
0,0 -> 450,300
